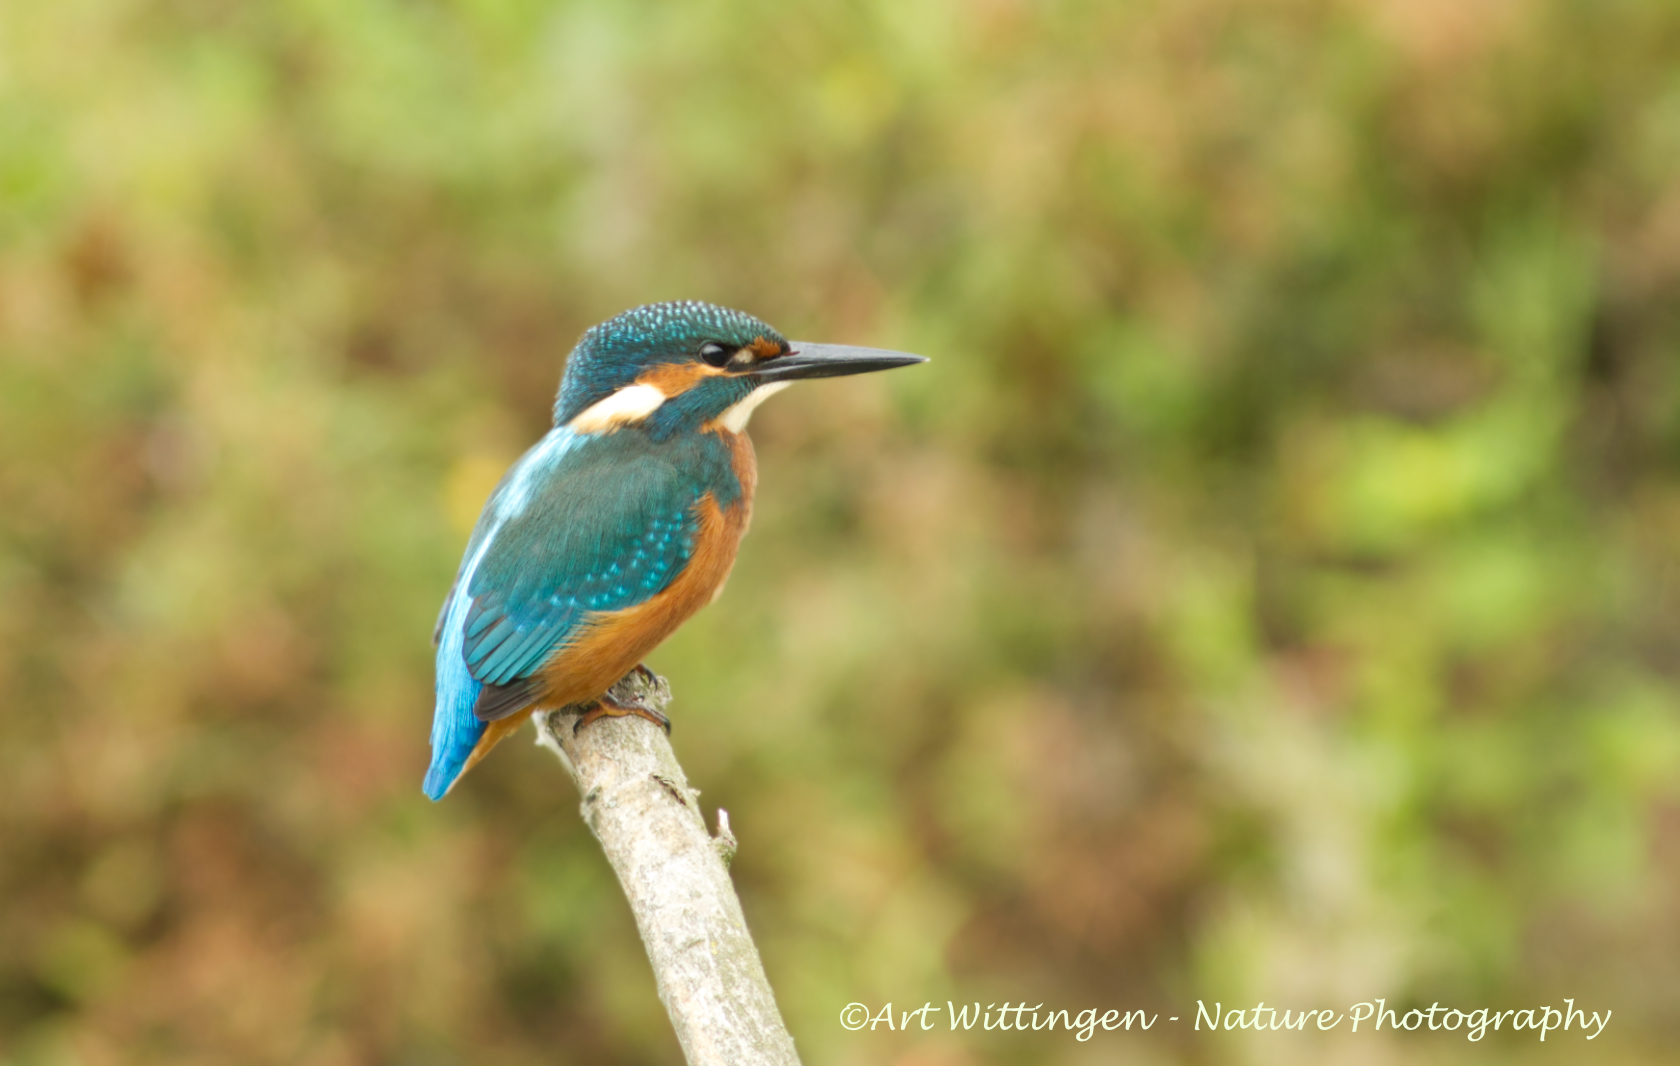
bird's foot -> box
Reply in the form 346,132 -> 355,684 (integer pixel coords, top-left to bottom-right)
574,686 -> 672,735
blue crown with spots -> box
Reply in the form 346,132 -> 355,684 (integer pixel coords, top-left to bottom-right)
553,301 -> 784,424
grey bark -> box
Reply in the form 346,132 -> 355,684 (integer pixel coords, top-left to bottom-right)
533,671 -> 801,1066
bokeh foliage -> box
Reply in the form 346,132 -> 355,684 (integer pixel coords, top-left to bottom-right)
4,1 -> 1680,1063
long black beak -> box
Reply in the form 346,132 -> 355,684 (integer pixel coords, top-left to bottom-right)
750,341 -> 927,383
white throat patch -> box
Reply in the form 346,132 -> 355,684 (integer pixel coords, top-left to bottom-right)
718,382 -> 790,432
568,383 -> 667,433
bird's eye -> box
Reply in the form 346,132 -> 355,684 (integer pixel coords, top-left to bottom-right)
698,342 -> 731,367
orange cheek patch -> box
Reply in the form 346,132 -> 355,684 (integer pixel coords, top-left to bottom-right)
637,361 -> 720,396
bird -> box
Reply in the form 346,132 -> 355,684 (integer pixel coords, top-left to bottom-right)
424,301 -> 926,799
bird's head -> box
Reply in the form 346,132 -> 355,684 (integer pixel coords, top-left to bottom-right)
553,301 -> 924,439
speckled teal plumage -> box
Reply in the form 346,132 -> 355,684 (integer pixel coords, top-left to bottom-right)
463,428 -> 742,689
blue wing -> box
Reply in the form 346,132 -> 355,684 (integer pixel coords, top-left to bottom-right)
462,491 -> 695,688
425,427 -> 733,799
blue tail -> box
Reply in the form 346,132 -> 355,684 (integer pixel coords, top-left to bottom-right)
425,580 -> 487,800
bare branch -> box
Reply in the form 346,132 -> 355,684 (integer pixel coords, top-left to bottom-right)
533,672 -> 801,1066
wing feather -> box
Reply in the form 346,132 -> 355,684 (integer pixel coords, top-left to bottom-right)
457,431 -> 707,712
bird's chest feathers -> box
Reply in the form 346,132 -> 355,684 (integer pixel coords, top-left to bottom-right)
528,427 -> 757,704
717,428 -> 757,528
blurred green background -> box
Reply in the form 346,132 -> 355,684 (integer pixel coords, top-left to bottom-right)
3,1 -> 1679,1063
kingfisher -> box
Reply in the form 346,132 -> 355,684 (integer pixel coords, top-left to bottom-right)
424,301 -> 926,799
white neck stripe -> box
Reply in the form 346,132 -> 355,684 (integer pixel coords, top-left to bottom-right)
717,382 -> 790,433
568,383 -> 668,433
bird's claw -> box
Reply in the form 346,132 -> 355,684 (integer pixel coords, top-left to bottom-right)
573,685 -> 672,735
